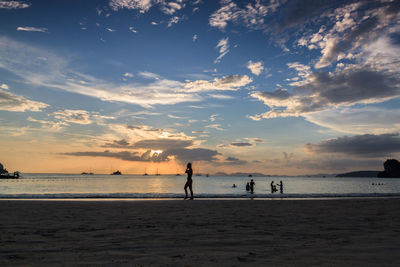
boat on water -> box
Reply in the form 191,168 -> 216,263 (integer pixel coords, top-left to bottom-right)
111,170 -> 122,175
81,172 -> 94,175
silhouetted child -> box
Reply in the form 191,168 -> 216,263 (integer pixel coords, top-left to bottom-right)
271,181 -> 275,193
250,179 -> 255,193
184,162 -> 193,200
232,184 -> 237,188
246,182 -> 250,191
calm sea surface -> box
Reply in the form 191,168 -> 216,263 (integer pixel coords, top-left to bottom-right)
1,174 -> 400,199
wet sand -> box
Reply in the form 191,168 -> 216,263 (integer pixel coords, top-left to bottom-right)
1,199 -> 399,266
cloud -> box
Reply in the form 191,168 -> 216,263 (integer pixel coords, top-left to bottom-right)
246,60 -> 264,76
207,93 -> 234,100
224,156 -> 247,165
0,36 -> 252,109
305,133 -> 400,158
0,83 -> 8,90
192,34 -> 197,42
304,107 -> 400,135
0,1 -> 30,9
53,109 -> 93,125
109,0 -> 154,13
64,146 -> 219,163
106,27 -> 116,32
123,72 -> 134,78
249,67 -> 400,120
230,142 -> 252,147
214,37 -> 229,63
209,0 -> 280,31
27,116 -> 67,131
0,88 -> 49,112
185,75 -> 252,92
167,16 -> 182,27
110,0 -> 184,15
209,114 -> 219,122
128,26 -> 137,33
17,27 -> 48,33
205,124 -> 224,131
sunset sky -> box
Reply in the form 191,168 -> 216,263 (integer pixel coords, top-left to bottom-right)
0,0 -> 400,175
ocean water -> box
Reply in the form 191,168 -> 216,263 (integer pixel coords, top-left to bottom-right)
1,174 -> 400,199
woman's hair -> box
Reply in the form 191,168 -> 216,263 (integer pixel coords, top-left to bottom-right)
187,162 -> 192,169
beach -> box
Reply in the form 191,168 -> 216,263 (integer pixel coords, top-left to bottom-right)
1,199 -> 399,266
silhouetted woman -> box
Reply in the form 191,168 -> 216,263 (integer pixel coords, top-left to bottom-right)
184,162 -> 193,200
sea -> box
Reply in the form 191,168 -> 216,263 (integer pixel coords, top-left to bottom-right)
1,174 -> 400,199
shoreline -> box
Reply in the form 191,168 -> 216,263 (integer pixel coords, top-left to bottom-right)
1,198 -> 400,266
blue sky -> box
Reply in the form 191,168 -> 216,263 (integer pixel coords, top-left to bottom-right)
0,0 -> 400,174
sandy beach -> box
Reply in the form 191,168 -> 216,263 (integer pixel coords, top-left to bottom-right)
1,199 -> 399,266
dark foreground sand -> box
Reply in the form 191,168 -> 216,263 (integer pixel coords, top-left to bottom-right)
1,199 -> 400,266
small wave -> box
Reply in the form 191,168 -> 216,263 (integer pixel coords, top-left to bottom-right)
0,192 -> 400,199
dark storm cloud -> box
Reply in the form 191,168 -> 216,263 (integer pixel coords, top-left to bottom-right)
297,69 -> 400,106
305,133 -> 400,157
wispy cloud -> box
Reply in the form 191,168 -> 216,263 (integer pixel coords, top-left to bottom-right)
192,34 -> 198,42
185,75 -> 252,92
17,26 -> 48,33
214,37 -> 229,63
0,36 -> 253,109
0,1 -> 31,9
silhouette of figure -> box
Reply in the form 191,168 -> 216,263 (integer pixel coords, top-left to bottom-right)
246,182 -> 250,191
250,179 -> 255,193
271,181 -> 275,193
232,184 -> 237,188
184,163 -> 193,200
278,180 -> 283,194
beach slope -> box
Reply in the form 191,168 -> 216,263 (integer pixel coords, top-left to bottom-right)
1,199 -> 399,266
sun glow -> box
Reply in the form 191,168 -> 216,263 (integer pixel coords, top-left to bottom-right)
151,150 -> 163,156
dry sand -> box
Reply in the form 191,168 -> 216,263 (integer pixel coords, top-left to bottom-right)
1,199 -> 399,266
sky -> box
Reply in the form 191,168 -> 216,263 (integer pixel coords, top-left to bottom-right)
0,0 -> 400,175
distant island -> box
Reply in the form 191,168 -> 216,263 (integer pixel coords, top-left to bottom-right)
336,171 -> 380,178
336,159 -> 400,178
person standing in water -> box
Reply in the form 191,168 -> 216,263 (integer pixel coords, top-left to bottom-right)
250,179 -> 255,194
184,163 -> 193,200
278,180 -> 283,194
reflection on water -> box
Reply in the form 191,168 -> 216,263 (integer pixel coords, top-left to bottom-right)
0,174 -> 399,198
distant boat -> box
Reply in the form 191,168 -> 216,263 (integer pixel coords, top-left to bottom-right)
176,173 -> 181,176
111,170 -> 122,175
81,172 -> 94,175
155,168 -> 160,176
248,174 -> 253,177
